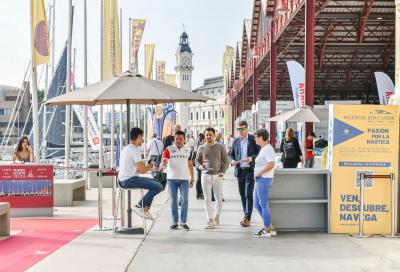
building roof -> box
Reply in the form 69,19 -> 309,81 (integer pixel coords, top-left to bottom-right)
193,76 -> 224,92
177,31 -> 192,54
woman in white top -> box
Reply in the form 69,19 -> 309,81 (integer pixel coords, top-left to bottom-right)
253,129 -> 276,238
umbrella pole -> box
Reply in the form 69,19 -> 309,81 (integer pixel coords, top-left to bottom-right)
116,100 -> 144,235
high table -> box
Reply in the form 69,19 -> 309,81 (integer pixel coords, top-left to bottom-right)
270,168 -> 330,232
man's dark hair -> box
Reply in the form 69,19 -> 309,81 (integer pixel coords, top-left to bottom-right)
205,127 -> 215,135
254,129 -> 270,141
130,127 -> 143,141
238,121 -> 248,128
198,133 -> 205,141
175,130 -> 185,137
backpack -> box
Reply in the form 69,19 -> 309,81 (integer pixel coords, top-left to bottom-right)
283,140 -> 297,159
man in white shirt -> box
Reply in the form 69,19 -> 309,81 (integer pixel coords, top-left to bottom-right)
161,131 -> 194,231
146,133 -> 164,166
118,127 -> 163,220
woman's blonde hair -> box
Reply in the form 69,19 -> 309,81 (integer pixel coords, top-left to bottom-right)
285,128 -> 294,141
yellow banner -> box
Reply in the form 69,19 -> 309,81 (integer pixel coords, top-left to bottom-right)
30,0 -> 50,66
145,44 -> 155,79
165,74 -> 177,87
156,61 -> 166,82
329,105 -> 399,235
130,19 -> 146,73
102,0 -> 122,80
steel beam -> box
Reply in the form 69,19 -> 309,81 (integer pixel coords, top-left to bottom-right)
270,21 -> 277,148
358,0 -> 375,43
305,0 -> 315,144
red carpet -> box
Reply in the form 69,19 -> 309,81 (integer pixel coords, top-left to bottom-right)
0,218 -> 97,272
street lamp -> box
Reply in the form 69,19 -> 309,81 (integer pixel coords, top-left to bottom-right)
276,0 -> 289,15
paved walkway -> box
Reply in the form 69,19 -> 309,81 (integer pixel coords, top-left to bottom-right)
127,168 -> 400,272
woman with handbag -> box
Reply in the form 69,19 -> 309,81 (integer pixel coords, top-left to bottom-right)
280,128 -> 303,168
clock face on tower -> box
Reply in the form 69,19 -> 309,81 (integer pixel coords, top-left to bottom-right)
181,56 -> 191,67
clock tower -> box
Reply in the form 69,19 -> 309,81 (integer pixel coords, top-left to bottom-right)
175,31 -> 193,131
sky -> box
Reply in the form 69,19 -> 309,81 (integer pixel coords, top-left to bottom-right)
0,0 -> 252,90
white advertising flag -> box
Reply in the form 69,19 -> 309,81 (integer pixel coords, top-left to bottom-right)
286,61 -> 305,108
72,106 -> 100,150
374,72 -> 394,105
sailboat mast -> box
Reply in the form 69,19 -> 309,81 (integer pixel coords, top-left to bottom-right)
99,0 -> 104,169
64,0 -> 73,178
83,0 -> 89,182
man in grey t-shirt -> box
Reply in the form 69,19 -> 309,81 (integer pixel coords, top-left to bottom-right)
195,127 -> 229,229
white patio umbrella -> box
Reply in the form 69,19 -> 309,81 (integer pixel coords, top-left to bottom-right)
266,106 -> 320,123
46,71 -> 209,106
45,71 -> 211,234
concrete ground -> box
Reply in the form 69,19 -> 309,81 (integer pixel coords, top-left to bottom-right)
23,169 -> 400,272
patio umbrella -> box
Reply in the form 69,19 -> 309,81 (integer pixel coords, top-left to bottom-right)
266,106 -> 320,123
45,71 -> 211,235
46,71 -> 210,106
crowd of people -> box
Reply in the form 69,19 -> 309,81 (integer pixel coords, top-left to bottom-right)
118,121 -> 280,238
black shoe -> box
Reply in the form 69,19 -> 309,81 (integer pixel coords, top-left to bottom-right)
196,194 -> 204,200
222,198 -> 225,202
170,223 -> 179,230
180,223 -> 190,231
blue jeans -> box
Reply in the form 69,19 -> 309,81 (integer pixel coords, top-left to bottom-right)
120,176 -> 163,208
167,179 -> 189,224
254,177 -> 273,228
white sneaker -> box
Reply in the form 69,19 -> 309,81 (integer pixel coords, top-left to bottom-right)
270,225 -> 277,236
143,210 -> 155,221
252,228 -> 272,238
132,206 -> 145,218
213,216 -> 220,226
204,219 -> 215,229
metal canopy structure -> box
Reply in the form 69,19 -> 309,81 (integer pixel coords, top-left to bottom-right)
227,0 -> 395,144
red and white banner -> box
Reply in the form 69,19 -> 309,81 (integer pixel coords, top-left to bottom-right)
72,106 -> 100,150
0,165 -> 53,208
286,61 -> 305,108
374,72 -> 394,105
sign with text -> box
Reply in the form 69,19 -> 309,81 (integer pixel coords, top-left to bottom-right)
0,165 -> 54,208
328,105 -> 399,234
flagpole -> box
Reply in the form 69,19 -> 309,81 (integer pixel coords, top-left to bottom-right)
51,0 -> 56,76
99,0 -> 104,169
65,0 -> 73,178
119,8 -> 123,153
42,4 -> 52,159
31,67 -> 40,164
83,0 -> 89,183
129,18 -> 136,128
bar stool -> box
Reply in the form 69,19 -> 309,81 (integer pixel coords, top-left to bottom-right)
112,179 -> 146,237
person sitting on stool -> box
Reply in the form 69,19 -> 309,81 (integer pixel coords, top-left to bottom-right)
118,127 -> 163,221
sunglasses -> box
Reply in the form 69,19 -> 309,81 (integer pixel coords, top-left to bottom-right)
236,127 -> 247,132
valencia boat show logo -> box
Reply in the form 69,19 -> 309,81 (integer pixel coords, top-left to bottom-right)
333,118 -> 364,146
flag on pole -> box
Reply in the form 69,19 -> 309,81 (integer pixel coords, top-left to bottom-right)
374,72 -> 395,105
145,44 -> 155,79
30,0 -> 50,66
156,61 -> 166,82
103,0 -> 122,80
130,19 -> 146,73
286,61 -> 306,108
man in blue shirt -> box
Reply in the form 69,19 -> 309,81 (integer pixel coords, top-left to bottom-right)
229,121 -> 260,227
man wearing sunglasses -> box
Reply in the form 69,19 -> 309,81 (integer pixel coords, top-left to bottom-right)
229,121 -> 260,227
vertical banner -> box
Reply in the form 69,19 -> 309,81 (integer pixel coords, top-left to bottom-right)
130,19 -> 146,73
72,106 -> 100,150
156,61 -> 166,82
329,104 -> 399,234
286,61 -> 305,108
30,0 -> 50,66
103,0 -> 122,80
374,72 -> 395,105
145,44 -> 155,79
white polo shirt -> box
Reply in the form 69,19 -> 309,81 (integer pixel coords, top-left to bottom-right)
118,144 -> 142,181
162,144 -> 192,180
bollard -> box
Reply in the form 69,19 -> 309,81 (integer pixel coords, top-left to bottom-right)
351,172 -> 370,238
385,173 -> 399,238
